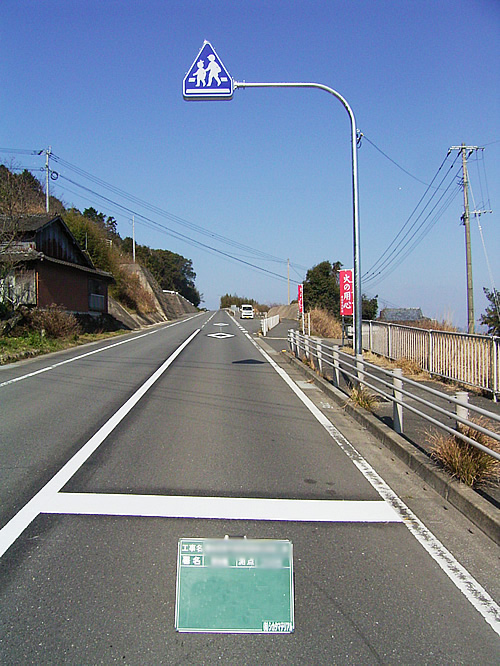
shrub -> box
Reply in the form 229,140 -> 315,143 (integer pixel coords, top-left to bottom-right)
28,305 -> 81,339
428,417 -> 500,487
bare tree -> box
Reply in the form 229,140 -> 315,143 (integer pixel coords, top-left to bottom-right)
0,164 -> 45,312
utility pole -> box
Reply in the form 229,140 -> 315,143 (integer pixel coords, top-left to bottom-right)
449,144 -> 483,334
45,147 -> 51,214
132,215 -> 136,263
287,258 -> 290,305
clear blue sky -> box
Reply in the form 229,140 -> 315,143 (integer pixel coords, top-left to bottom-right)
2,0 -> 498,329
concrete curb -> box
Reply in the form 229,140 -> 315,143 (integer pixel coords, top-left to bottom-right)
282,350 -> 500,546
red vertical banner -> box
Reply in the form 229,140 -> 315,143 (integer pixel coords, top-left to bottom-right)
298,284 -> 303,314
339,269 -> 354,316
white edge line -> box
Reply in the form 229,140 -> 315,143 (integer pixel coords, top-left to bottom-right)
40,493 -> 402,523
0,312 -> 204,389
0,328 -> 201,559
248,333 -> 500,635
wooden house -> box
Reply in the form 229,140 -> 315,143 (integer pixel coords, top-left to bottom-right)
0,214 -> 113,314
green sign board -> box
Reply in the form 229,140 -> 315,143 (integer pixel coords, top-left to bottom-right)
175,538 -> 294,633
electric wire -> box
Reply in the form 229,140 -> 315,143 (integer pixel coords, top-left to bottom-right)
364,176 -> 461,285
50,153 -> 307,271
365,182 -> 462,289
363,151 -> 461,282
469,181 -> 499,321
0,148 -> 44,156
55,172 -> 299,285
4,150 -> 304,281
361,134 -> 443,188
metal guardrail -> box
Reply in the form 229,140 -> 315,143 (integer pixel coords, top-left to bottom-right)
288,330 -> 500,461
362,320 -> 500,400
261,314 -> 280,337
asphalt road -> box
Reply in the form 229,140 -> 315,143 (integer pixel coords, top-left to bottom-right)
0,311 -> 498,664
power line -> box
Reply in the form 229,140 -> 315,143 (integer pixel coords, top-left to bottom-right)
56,172 -> 299,285
360,134 -> 443,188
0,147 -> 44,156
3,149 -> 305,282
363,151 -> 461,282
364,183 -> 461,288
50,153 -> 307,271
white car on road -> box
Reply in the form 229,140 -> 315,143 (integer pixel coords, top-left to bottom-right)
240,304 -> 254,319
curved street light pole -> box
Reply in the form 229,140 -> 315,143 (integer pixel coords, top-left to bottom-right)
234,81 -> 362,356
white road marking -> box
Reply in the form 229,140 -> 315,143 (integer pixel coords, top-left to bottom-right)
41,493 -> 402,523
248,333 -> 500,636
0,313 -> 203,389
207,333 -> 235,339
0,329 -> 201,559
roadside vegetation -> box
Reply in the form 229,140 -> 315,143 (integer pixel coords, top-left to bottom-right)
0,304 -> 123,365
428,418 -> 500,487
347,385 -> 379,412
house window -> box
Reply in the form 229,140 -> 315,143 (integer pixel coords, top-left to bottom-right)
88,278 -> 106,312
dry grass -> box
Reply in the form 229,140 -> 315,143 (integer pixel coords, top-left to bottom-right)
428,416 -> 500,487
394,319 -> 459,332
309,308 -> 342,338
347,385 -> 379,412
112,272 -> 156,314
362,350 -> 429,380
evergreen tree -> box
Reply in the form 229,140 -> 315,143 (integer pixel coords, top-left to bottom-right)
303,260 -> 342,314
480,288 -> 500,336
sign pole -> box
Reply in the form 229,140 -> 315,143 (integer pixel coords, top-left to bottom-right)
233,81 -> 362,356
183,47 -> 362,355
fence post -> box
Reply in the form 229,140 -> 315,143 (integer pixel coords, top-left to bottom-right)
393,368 -> 403,434
333,345 -> 340,388
455,391 -> 469,429
493,338 -> 498,403
369,321 -> 373,352
388,324 -> 392,359
356,354 -> 364,387
317,341 -> 323,376
428,330 -> 433,374
305,334 -> 310,360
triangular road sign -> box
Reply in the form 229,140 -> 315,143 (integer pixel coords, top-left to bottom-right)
183,41 -> 233,100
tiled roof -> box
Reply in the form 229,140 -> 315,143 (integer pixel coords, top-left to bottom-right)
379,308 -> 424,322
1,214 -> 59,233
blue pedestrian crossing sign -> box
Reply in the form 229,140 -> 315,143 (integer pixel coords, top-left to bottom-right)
183,41 -> 234,100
